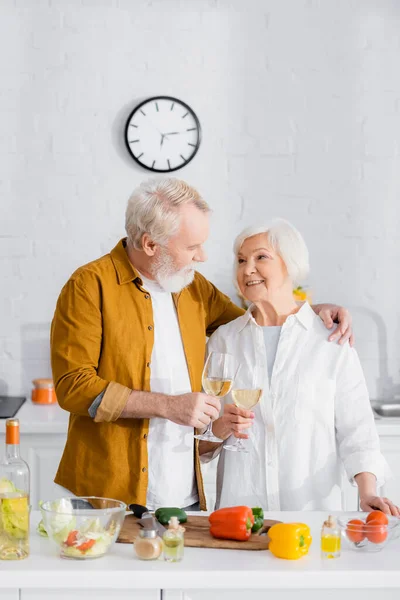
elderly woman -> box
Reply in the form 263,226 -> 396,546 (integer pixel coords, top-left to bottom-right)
200,219 -> 399,515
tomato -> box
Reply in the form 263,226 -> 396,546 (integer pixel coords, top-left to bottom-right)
364,520 -> 388,544
366,510 -> 389,526
65,530 -> 78,546
76,538 -> 96,553
346,519 -> 365,543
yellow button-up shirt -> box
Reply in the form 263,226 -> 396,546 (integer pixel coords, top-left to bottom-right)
51,239 -> 244,508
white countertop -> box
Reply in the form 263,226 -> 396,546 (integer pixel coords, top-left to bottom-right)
1,400 -> 400,437
0,400 -> 69,435
0,511 -> 399,590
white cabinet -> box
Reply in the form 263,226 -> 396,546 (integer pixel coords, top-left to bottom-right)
1,592 -> 18,600
163,591 -> 400,600
0,432 -> 66,507
21,591 -> 159,600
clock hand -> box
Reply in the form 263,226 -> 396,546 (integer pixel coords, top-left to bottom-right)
163,131 -> 182,136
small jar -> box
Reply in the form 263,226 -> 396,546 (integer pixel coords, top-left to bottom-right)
134,529 -> 163,560
31,379 -> 57,405
321,515 -> 341,559
163,516 -> 184,563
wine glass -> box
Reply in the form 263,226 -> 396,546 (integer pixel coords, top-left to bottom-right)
223,365 -> 263,453
194,352 -> 235,443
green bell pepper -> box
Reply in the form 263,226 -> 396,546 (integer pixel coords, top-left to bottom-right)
251,507 -> 264,533
154,507 -> 188,526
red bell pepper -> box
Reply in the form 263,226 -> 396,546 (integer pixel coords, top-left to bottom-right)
209,506 -> 254,541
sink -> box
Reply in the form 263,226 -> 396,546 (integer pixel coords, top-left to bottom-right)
371,400 -> 400,418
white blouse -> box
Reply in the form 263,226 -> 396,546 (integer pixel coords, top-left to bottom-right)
204,302 -> 388,511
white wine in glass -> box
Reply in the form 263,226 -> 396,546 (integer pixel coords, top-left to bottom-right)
202,378 -> 233,397
194,352 -> 235,443
232,388 -> 262,410
224,366 -> 263,453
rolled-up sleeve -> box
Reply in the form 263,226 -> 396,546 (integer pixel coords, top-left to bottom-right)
335,345 -> 389,488
51,275 -> 131,422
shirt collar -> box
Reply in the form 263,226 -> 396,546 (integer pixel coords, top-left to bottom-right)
231,300 -> 315,333
110,238 -> 142,286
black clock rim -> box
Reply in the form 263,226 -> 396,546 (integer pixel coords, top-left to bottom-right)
124,96 -> 202,173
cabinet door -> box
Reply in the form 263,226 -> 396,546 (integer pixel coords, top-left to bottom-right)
22,435 -> 67,507
0,433 -> 66,507
0,592 -> 18,600
21,590 -> 159,600
379,437 -> 400,503
163,591 -> 400,600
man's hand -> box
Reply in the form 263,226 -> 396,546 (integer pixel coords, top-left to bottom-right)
312,303 -> 354,347
165,393 -> 221,429
359,495 -> 400,517
212,404 -> 254,441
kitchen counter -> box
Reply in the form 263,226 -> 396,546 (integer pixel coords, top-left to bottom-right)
2,399 -> 400,436
0,400 -> 69,434
0,511 -> 399,599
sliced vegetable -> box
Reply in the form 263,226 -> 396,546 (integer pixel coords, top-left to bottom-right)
155,507 -> 187,526
76,538 -> 96,552
65,530 -> 79,546
268,523 -> 312,560
209,506 -> 254,542
251,507 -> 264,533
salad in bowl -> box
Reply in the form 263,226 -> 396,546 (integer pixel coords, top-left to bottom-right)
39,497 -> 126,559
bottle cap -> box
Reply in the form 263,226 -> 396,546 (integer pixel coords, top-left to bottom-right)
6,418 -> 20,445
168,516 -> 180,529
323,515 -> 336,528
139,529 -> 158,539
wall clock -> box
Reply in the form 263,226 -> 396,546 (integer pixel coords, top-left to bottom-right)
124,96 -> 201,173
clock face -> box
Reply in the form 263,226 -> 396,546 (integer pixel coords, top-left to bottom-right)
124,96 -> 201,173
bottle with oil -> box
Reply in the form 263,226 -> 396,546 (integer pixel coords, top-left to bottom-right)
163,516 -> 185,562
321,515 -> 341,559
0,418 -> 30,560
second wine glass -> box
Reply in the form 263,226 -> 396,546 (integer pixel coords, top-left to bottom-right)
194,352 -> 235,443
223,365 -> 263,453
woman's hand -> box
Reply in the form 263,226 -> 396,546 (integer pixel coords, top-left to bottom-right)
359,495 -> 400,517
312,303 -> 354,346
212,404 -> 254,441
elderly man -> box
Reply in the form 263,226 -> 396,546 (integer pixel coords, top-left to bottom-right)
51,178 -> 352,510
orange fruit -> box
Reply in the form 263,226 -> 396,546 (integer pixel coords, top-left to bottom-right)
346,519 -> 365,543
364,519 -> 388,544
366,510 -> 388,526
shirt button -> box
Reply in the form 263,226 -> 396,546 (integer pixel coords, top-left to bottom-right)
142,467 -> 147,473
144,294 -> 150,299
146,362 -> 151,368
143,433 -> 148,439
148,325 -> 153,331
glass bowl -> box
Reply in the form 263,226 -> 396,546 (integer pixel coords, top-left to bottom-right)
40,497 -> 126,559
338,512 -> 400,552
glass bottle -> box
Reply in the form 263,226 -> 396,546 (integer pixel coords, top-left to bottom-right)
0,418 -> 30,560
134,528 -> 163,560
321,515 -> 341,559
163,516 -> 184,562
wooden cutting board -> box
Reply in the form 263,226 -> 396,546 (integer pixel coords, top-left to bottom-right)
117,514 -> 280,551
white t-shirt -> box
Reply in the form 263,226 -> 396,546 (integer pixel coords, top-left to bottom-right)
139,274 -> 198,510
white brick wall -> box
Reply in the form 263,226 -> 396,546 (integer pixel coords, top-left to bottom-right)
1,0 -> 400,401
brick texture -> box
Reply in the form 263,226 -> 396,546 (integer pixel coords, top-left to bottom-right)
0,0 -> 400,400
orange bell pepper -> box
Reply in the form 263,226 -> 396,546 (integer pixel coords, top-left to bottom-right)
209,506 -> 254,541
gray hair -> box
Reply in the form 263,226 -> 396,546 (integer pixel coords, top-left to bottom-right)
233,218 -> 310,286
125,178 -> 210,250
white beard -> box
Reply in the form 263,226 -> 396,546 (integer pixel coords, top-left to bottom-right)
151,249 -> 197,293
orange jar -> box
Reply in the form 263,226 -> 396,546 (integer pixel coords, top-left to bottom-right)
31,379 -> 57,405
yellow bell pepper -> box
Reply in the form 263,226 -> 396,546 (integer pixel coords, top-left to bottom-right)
268,523 -> 312,560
